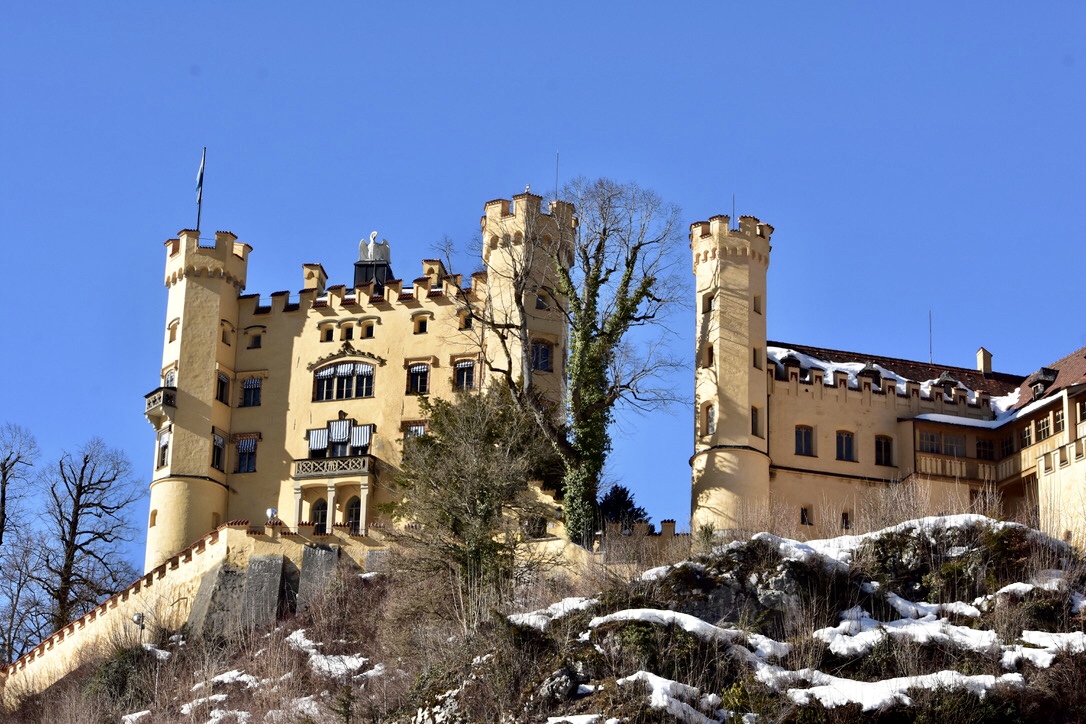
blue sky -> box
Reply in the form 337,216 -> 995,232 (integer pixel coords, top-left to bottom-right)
2,3 -> 1083,566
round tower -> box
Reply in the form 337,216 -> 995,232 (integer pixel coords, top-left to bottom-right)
143,229 -> 250,571
690,215 -> 774,535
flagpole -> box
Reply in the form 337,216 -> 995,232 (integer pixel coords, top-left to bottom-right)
196,147 -> 206,233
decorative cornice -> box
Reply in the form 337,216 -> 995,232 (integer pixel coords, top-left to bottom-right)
307,342 -> 387,370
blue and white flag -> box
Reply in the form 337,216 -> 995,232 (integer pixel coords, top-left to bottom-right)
196,148 -> 206,204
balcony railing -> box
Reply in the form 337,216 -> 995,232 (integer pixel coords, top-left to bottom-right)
144,387 -> 177,412
293,455 -> 374,480
915,453 -> 999,483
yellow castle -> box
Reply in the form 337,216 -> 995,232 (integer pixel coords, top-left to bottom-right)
690,214 -> 1086,543
144,196 -> 1086,571
143,192 -> 574,571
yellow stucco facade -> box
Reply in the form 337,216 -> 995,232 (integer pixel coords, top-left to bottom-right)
690,213 -> 1086,543
143,192 -> 575,571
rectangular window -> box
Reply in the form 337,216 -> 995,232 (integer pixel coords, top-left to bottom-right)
836,431 -> 855,462
315,376 -> 334,401
335,375 -> 354,400
801,507 -> 813,526
919,431 -> 941,454
235,439 -> 257,473
321,328 -> 334,342
405,424 -> 426,438
1079,400 -> 1086,425
343,326 -> 354,341
240,378 -> 262,407
356,372 -> 374,398
455,361 -> 475,391
363,323 -> 375,338
1000,436 -> 1015,458
795,426 -> 814,456
211,434 -> 225,471
215,373 -> 230,405
944,434 -> 965,457
753,347 -> 762,370
841,511 -> 851,530
248,333 -> 262,349
330,441 -> 349,458
753,295 -> 762,314
702,292 -> 715,313
407,364 -> 430,395
1021,425 -> 1033,448
156,431 -> 170,469
414,318 -> 428,335
751,406 -> 761,438
531,342 -> 553,372
875,436 -> 893,466
1037,416 -> 1051,441
1054,409 -> 1065,434
976,439 -> 995,461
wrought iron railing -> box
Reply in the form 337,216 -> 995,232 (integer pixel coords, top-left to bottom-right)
293,455 -> 374,479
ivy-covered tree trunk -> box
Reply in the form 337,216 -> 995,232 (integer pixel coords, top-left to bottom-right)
553,177 -> 684,548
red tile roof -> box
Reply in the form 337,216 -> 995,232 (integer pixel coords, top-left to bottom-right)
769,340 -> 1024,397
1013,345 -> 1086,409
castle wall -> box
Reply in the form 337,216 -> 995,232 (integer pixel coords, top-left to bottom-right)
0,525 -> 390,706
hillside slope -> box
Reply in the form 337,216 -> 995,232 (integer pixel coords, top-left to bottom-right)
12,515 -> 1086,723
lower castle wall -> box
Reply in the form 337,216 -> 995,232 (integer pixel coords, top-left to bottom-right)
0,523 -> 387,707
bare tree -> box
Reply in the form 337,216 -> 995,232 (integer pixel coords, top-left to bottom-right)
386,386 -> 563,631
0,535 -> 53,662
35,438 -> 142,632
0,423 -> 38,545
558,179 -> 687,544
446,180 -> 685,547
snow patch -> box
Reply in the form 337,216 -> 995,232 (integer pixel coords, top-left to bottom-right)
508,597 -> 600,631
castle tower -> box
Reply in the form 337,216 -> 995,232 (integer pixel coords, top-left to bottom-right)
144,229 -> 250,571
479,192 -> 576,402
690,215 -> 774,534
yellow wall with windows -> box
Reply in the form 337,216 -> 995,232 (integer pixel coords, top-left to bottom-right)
144,193 -> 575,571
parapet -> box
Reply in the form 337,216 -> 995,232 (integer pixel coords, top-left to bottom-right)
690,214 -> 773,272
164,229 -> 251,290
480,191 -> 577,267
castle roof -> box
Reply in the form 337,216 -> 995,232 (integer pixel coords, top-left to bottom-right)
767,340 -> 1024,398
1012,344 -> 1086,410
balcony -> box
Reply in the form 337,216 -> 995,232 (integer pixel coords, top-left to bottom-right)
144,387 -> 177,426
293,455 -> 375,480
915,453 -> 999,483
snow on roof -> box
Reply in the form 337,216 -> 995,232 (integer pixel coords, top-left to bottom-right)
767,343 -> 1023,414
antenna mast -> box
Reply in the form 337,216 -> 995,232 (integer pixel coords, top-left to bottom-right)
929,310 -> 933,364
554,150 -> 560,202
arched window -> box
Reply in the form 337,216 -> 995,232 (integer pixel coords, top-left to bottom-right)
164,370 -> 177,388
148,509 -> 158,528
314,362 -> 375,401
705,404 -> 716,436
345,496 -> 362,535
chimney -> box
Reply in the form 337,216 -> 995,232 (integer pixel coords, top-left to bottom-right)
976,347 -> 992,376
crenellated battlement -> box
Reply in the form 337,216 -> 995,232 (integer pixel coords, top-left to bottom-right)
480,192 -> 577,267
690,214 -> 773,273
164,229 -> 251,290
